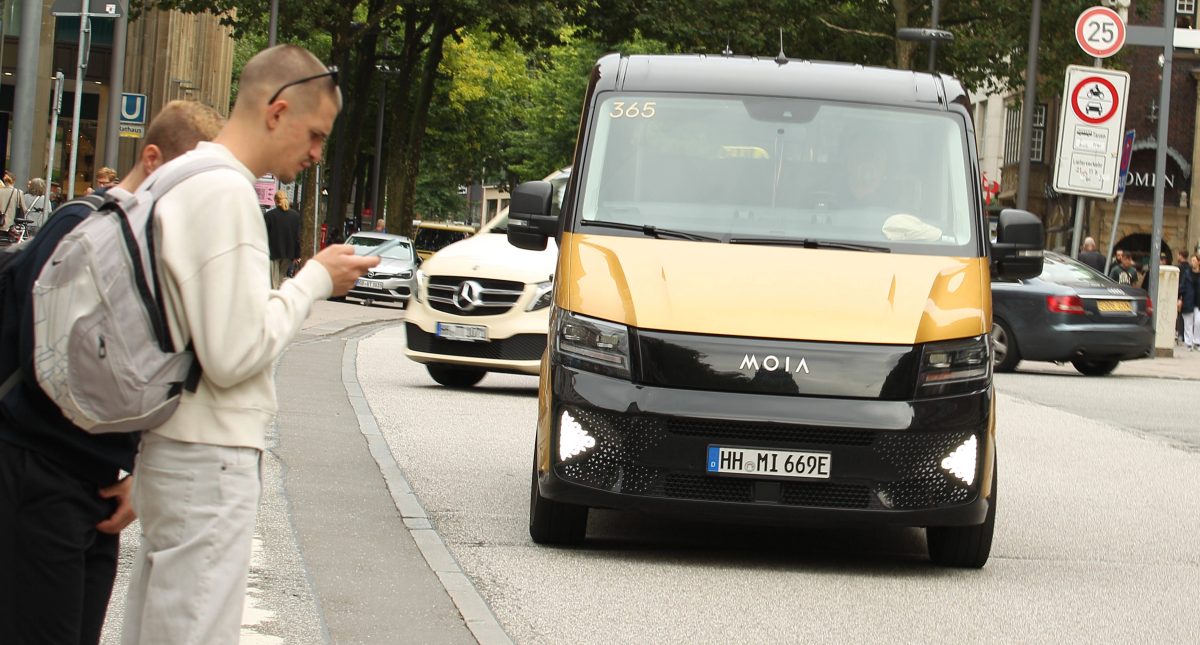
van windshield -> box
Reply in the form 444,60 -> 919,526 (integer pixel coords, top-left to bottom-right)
577,95 -> 977,254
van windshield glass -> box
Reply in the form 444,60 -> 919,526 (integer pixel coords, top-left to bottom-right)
578,95 -> 976,254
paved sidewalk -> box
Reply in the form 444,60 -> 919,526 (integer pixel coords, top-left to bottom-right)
1012,341 -> 1200,380
299,298 -> 404,335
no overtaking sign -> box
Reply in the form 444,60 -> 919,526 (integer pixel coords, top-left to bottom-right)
1053,65 -> 1130,199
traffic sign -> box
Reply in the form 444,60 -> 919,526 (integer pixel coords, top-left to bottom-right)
1052,65 -> 1130,199
1075,6 -> 1126,59
120,93 -> 147,125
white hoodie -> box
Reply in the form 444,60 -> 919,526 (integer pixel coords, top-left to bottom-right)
150,142 -> 332,449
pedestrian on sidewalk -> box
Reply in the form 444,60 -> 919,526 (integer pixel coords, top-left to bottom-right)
119,44 -> 378,645
1078,236 -> 1105,273
1178,254 -> 1200,351
1108,250 -> 1138,286
264,190 -> 301,289
0,100 -> 225,645
22,178 -> 49,228
0,171 -> 25,230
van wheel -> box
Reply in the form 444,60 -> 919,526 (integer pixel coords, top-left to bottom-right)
529,462 -> 588,545
1071,359 -> 1119,376
927,459 -> 996,568
991,318 -> 1020,373
426,364 -> 486,388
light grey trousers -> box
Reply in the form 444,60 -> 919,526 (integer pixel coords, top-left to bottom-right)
121,433 -> 261,645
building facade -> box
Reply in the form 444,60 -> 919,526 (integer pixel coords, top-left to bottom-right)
0,0 -> 233,198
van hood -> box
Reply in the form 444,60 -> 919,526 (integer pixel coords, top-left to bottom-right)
558,233 -> 988,345
423,231 -> 558,283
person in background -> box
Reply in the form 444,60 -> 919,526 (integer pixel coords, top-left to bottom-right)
1108,250 -> 1138,285
95,167 -> 118,191
1077,237 -> 1105,272
264,190 -> 302,289
1178,254 -> 1200,351
1178,250 -> 1191,344
0,172 -> 25,230
374,218 -> 385,232
22,178 -> 49,228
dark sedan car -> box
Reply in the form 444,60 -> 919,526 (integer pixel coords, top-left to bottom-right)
991,251 -> 1154,376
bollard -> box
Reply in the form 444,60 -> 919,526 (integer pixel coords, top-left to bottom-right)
1156,265 -> 1179,358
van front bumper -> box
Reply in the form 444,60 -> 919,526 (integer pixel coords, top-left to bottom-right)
539,366 -> 992,527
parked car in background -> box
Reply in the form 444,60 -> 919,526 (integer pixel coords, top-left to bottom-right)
412,222 -> 475,261
347,237 -> 419,307
404,168 -> 569,387
345,231 -> 404,255
991,251 -> 1154,375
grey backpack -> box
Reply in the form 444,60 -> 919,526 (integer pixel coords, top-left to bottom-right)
30,157 -> 234,434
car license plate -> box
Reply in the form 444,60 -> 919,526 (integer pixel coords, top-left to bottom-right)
706,445 -> 831,480
1097,300 -> 1133,313
356,278 -> 384,289
436,322 -> 488,342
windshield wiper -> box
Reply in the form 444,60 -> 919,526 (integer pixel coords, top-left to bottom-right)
581,219 -> 721,242
728,237 -> 891,253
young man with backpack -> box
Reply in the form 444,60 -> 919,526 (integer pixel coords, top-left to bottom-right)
0,100 -> 225,644
119,45 -> 378,644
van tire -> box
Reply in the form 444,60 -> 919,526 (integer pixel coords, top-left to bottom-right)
991,318 -> 1020,373
426,364 -> 486,388
529,463 -> 588,545
927,459 -> 996,568
1071,359 -> 1119,376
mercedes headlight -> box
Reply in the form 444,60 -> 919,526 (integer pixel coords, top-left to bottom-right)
414,269 -> 427,302
551,309 -> 631,380
526,280 -> 554,311
917,336 -> 991,398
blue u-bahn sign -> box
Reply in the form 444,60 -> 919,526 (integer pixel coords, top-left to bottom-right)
120,93 -> 147,125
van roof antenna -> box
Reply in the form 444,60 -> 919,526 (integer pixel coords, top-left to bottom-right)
775,28 -> 788,65
722,37 -> 733,57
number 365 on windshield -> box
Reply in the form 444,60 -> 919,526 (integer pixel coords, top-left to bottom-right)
609,101 -> 657,119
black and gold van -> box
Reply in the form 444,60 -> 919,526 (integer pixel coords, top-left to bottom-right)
507,54 -> 1043,567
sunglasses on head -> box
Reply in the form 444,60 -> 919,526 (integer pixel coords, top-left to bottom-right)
267,66 -> 338,105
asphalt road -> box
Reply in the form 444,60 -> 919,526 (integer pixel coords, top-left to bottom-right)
357,325 -> 1200,644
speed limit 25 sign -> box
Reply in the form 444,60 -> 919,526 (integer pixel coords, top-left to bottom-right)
1075,6 -> 1126,58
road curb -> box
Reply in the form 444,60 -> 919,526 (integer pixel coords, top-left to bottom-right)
342,336 -> 514,645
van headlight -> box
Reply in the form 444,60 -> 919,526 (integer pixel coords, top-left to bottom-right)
551,309 -> 631,380
526,280 -> 554,311
414,270 -> 427,302
917,336 -> 990,397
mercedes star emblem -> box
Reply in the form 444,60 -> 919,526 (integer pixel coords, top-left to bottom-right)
453,280 -> 485,311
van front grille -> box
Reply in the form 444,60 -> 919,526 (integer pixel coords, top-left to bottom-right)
427,276 -> 525,317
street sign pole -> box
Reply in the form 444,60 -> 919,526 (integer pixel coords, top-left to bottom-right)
45,72 -> 64,210
1147,1 -> 1175,328
66,0 -> 89,198
1105,130 -> 1137,274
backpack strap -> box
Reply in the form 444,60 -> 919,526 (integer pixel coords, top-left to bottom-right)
0,369 -> 19,402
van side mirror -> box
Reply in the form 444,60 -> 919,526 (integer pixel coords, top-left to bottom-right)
507,180 -> 557,251
991,209 -> 1044,280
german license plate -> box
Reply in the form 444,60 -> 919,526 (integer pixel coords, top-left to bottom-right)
436,322 -> 487,342
356,278 -> 383,289
1097,300 -> 1133,313
706,445 -> 831,480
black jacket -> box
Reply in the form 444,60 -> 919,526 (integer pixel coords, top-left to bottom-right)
1078,250 -> 1106,273
1180,268 -> 1200,312
264,207 -> 301,261
0,202 -> 138,485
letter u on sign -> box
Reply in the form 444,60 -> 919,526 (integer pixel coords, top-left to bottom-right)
120,94 -> 147,125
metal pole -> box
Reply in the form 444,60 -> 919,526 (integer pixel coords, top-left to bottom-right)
45,72 -> 64,211
1016,0 -> 1041,211
927,0 -> 941,73
313,163 -> 321,256
105,1 -> 127,170
268,0 -> 279,48
11,0 -> 45,185
1104,191 -> 1126,274
1071,196 -> 1085,259
1148,0 -> 1175,331
370,78 -> 385,229
66,0 -> 90,198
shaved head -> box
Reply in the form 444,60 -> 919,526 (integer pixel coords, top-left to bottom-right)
235,44 -> 341,115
